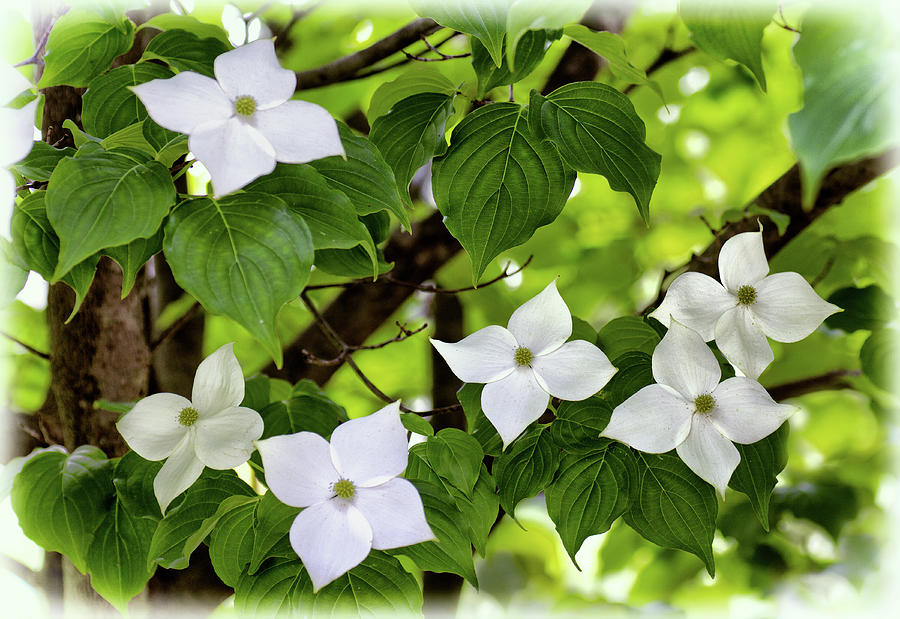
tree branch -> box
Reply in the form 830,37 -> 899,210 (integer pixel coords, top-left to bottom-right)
768,370 -> 860,401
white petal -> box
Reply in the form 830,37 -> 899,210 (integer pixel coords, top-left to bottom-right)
254,100 -> 345,164
430,325 -> 518,383
0,100 -> 37,166
601,384 -> 693,453
154,433 -> 205,514
116,393 -> 191,460
289,499 -> 373,592
194,406 -> 263,469
188,116 -> 276,197
214,39 -> 296,108
506,279 -> 572,355
710,377 -> 796,444
481,367 -> 549,448
131,72 -> 232,134
330,401 -> 408,486
718,228 -> 769,293
192,343 -> 245,416
751,272 -> 841,342
714,306 -> 773,380
649,272 -> 736,341
0,64 -> 33,106
353,478 -> 435,550
652,321 -> 721,400
255,432 -> 340,507
2,170 -> 15,214
531,340 -> 617,400
675,414 -> 740,498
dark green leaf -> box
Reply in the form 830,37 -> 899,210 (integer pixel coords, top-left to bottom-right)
249,492 -> 299,572
142,119 -> 189,167
860,328 -> 897,390
433,102 -> 575,280
142,29 -> 231,77
163,194 -> 314,367
550,395 -> 613,451
451,465 -> 498,557
103,228 -> 163,299
601,351 -> 654,408
504,0 -> 591,69
825,285 -> 894,332
425,428 -> 484,497
471,29 -> 556,98
546,442 -> 633,565
412,0 -> 507,66
625,451 -> 717,576
12,142 -> 75,181
493,424 -> 559,518
207,496 -> 261,587
569,316 -> 599,345
242,374 -> 271,411
597,316 -> 661,361
81,63 -> 174,138
729,423 -> 789,531
314,247 -> 393,279
367,66 -> 457,124
530,82 -> 661,222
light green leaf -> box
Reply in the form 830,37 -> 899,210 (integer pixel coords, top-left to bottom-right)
505,0 -> 591,69
142,29 -> 231,77
729,423 -> 789,531
0,241 -> 28,307
140,14 -> 231,45
680,0 -> 774,91
82,63 -> 174,138
563,25 -> 664,100
546,442 -> 633,565
39,9 -> 136,88
425,428 -> 484,497
412,0 -> 508,66
788,12 -> 898,206
367,66 -> 457,124
12,142 -> 75,181
103,228 -> 163,299
549,395 -> 613,452
860,328 -> 896,390
370,92 -> 456,198
142,119 -> 188,168
99,123 -> 157,157
400,413 -> 435,436
46,148 -> 175,280
433,102 -> 575,281
471,29 -> 558,98
10,446 -> 113,573
597,316 -> 661,360
63,119 -> 100,147
625,451 -> 717,576
530,82 -> 661,222
493,424 -> 559,518
163,193 -> 314,367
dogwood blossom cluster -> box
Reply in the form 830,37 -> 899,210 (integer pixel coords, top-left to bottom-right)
132,39 -> 344,197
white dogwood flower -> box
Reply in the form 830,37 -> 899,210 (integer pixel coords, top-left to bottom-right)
650,226 -> 840,378
131,39 -> 344,197
117,343 -> 263,513
1,63 -> 37,220
602,321 -> 796,497
256,401 -> 435,592
431,280 -> 617,447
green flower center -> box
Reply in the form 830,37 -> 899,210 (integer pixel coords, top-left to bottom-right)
694,394 -> 715,414
514,346 -> 533,367
333,478 -> 355,499
736,284 -> 757,306
178,406 -> 199,426
234,95 -> 256,116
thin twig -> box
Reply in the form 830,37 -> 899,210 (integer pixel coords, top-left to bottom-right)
151,302 -> 201,351
404,33 -> 470,61
302,321 -> 428,365
773,5 -> 801,33
1,332 -> 50,360
810,255 -> 836,287
622,46 -> 694,95
351,31 -> 463,82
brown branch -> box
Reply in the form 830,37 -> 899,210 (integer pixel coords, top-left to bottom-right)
150,302 -> 201,352
295,18 -> 441,90
302,321 -> 428,366
767,370 -> 860,401
1,332 -> 50,360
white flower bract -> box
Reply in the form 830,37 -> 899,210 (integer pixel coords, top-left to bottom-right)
650,226 -> 840,378
431,280 -> 617,447
116,343 -> 264,514
131,39 -> 344,198
1,63 -> 37,229
255,401 -> 435,592
601,321 -> 797,497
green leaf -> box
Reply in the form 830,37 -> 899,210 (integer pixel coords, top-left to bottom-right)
367,66 -> 457,124
142,119 -> 189,167
103,228 -> 163,298
505,0 -> 591,70
10,446 -> 113,573
401,413 -> 435,436
39,9 -> 136,88
412,0 -> 507,66
0,241 -> 27,307
530,82 -> 661,222
457,383 -> 503,456
141,14 -> 231,45
471,29 -> 557,98
825,285 -> 894,332
493,424 -> 559,518
241,375 -> 271,411
262,379 -> 347,439
46,148 -> 175,280
625,451 -> 718,576
142,29 -> 231,77
563,25 -> 663,100
433,102 -> 575,281
163,194 -> 314,367
148,468 -> 254,570
235,552 -> 422,616
207,496 -> 263,587
314,247 -> 394,279
546,442 -> 633,565
246,164 -> 378,276
309,122 -> 410,229
63,119 -> 100,147
81,63 -> 174,138
601,351 -> 654,408
425,428 -> 484,497
550,395 -> 613,452
680,0 -> 773,91
570,315 -> 599,345
451,464 -> 498,557
370,92 -> 456,197
787,13 -> 897,205
12,142 -> 75,181
249,492 -> 299,572
729,423 -> 788,531
99,123 -> 157,157
860,328 -> 896,390
10,191 -> 99,319
597,316 -> 661,360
